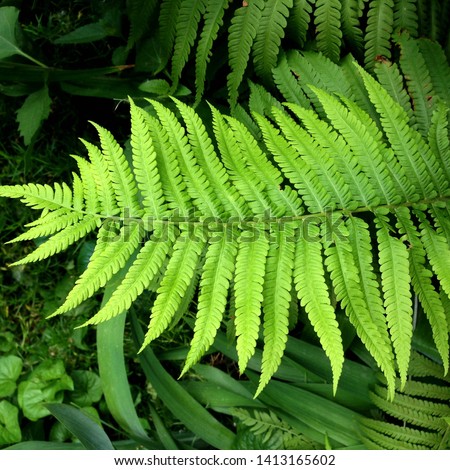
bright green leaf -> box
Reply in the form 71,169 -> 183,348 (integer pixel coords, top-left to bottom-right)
17,360 -> 73,421
0,400 -> 21,445
16,86 -> 52,145
0,355 -> 23,398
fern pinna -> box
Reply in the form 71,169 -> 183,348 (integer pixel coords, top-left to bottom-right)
1,57 -> 449,396
360,351 -> 450,449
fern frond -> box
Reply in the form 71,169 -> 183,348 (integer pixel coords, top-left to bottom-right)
417,211 -> 450,301
234,230 -> 269,373
324,216 -> 396,396
341,0 -> 364,50
253,0 -> 293,84
195,0 -> 230,103
79,139 -> 118,216
129,99 -> 166,218
294,222 -> 343,392
144,113 -> 193,216
397,34 -> 434,137
361,418 -> 439,448
0,183 -> 73,212
257,224 -> 295,396
374,60 -> 414,123
211,108 -> 273,215
227,0 -> 264,107
141,229 -> 206,349
150,100 -> 222,217
395,207 -> 449,373
275,105 -> 353,210
286,0 -> 312,48
90,122 -> 141,215
254,112 -> 327,213
310,87 -> 398,205
48,222 -> 143,317
287,102 -> 376,207
159,0 -> 182,65
393,0 -> 418,37
417,38 -> 450,105
170,0 -> 206,89
10,216 -> 98,266
374,211 -> 412,386
173,98 -> 235,216
364,0 -> 394,70
225,114 -> 302,217
272,54 -> 309,108
357,63 -> 447,199
72,156 -> 98,215
428,103 -> 450,183
182,231 -> 237,374
83,225 -> 176,326
126,0 -> 158,49
7,211 -> 84,244
314,0 -> 342,63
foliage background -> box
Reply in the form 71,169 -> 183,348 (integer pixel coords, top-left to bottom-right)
0,0 -> 449,450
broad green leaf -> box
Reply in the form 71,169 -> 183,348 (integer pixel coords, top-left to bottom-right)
68,370 -> 102,407
0,400 -> 21,445
17,360 -> 73,421
16,86 -> 52,145
0,7 -> 46,66
46,403 -> 114,450
0,355 -> 23,398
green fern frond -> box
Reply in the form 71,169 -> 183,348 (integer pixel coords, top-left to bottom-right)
374,60 -> 415,123
417,38 -> 450,105
361,418 -> 439,448
257,224 -> 295,396
428,103 -> 450,183
314,0 -> 342,63
272,54 -> 309,108
341,0 -> 364,50
159,0 -> 182,66
286,0 -> 312,48
234,230 -> 269,373
228,0 -> 264,107
141,229 -> 206,349
397,34 -> 434,137
361,351 -> 450,449
83,225 -> 176,326
393,0 -> 418,37
357,63 -> 446,199
49,222 -> 143,317
253,0 -> 293,84
395,207 -> 449,373
195,0 -> 230,103
90,122 -> 141,215
126,0 -> 158,50
375,211 -> 412,386
170,0 -> 206,89
364,0 -> 394,70
294,222 -> 344,393
324,216 -> 396,397
182,230 -> 237,375
2,55 -> 449,395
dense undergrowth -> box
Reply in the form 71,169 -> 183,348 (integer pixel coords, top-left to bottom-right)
0,0 -> 449,450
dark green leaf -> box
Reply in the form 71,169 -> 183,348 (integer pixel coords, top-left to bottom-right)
46,403 -> 114,450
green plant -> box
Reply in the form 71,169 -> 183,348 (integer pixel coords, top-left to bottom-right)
1,45 -> 449,399
360,351 -> 450,449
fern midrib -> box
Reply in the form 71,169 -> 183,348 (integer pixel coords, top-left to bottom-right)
89,195 -> 450,226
